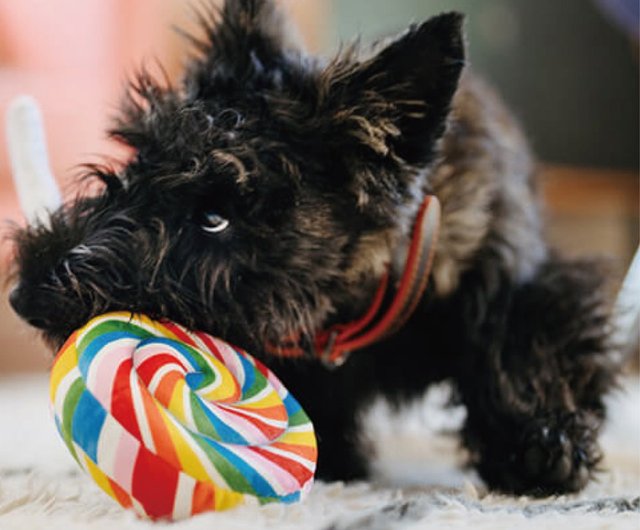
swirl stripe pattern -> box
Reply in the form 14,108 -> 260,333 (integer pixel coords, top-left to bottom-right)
50,312 -> 317,520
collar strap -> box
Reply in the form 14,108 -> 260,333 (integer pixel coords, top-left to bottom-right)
266,195 -> 441,367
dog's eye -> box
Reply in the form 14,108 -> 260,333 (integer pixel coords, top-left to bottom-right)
201,212 -> 230,234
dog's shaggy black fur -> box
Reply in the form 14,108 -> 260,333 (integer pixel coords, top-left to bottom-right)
9,0 -> 618,496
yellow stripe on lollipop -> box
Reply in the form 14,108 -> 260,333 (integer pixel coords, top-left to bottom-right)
196,359 -> 241,403
213,487 -> 244,511
277,430 -> 316,447
156,406 -> 212,482
83,453 -> 120,503
50,338 -> 79,402
168,378 -> 191,424
238,389 -> 283,410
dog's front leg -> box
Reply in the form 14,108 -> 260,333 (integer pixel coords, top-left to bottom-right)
449,257 -> 616,495
269,358 -> 376,482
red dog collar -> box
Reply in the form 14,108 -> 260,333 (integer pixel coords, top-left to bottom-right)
267,195 -> 441,367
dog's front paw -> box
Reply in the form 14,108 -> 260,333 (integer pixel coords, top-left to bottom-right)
518,413 -> 602,494
477,411 -> 602,496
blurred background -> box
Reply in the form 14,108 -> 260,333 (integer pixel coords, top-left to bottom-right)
0,0 -> 638,372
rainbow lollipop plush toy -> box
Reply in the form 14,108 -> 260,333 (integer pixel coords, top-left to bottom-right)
50,312 -> 317,520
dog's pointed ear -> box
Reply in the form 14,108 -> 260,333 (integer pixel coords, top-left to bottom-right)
322,13 -> 465,167
184,0 -> 299,95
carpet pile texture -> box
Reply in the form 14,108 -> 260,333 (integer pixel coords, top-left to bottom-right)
0,373 -> 638,529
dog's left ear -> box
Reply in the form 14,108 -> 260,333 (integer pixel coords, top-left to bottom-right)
110,1 -> 300,170
185,0 -> 299,96
322,13 -> 465,167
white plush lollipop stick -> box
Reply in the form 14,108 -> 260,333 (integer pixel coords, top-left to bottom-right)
6,95 -> 62,225
612,246 -> 640,359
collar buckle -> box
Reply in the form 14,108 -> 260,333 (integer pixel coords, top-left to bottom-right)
318,330 -> 351,369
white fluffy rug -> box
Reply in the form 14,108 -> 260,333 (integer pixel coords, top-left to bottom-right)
0,373 -> 638,530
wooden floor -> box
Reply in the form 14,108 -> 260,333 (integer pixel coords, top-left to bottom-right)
0,165 -> 637,373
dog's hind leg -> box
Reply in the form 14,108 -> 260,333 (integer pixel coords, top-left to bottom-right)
450,256 -> 617,495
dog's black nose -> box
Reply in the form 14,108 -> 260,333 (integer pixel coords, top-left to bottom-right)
8,285 -> 47,328
8,285 -> 25,315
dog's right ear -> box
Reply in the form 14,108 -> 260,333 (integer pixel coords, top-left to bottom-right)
183,0 -> 299,97
320,13 -> 465,168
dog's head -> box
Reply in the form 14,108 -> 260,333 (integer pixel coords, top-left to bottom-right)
9,0 -> 464,352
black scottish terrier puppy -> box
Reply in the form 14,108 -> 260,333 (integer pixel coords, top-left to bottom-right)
10,0 -> 616,495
